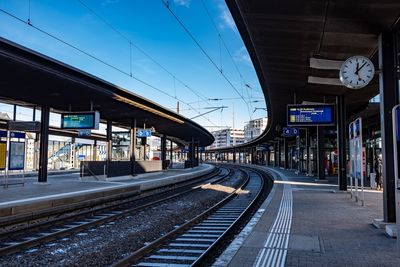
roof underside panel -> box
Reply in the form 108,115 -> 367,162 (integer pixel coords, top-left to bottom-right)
221,0 -> 400,149
0,38 -> 214,147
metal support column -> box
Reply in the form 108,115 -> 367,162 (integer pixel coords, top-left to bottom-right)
130,119 -> 136,175
274,143 -> 278,167
170,140 -> 173,167
277,140 -> 281,168
337,95 -> 347,191
161,134 -> 167,170
379,32 -> 399,222
284,138 -> 289,169
106,120 -> 112,177
317,126 -> 326,180
306,128 -> 310,175
38,106 -> 49,183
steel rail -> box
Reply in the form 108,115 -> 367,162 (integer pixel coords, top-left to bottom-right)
0,167 -> 234,255
111,165 -> 270,267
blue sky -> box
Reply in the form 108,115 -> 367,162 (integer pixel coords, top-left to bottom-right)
0,0 -> 266,130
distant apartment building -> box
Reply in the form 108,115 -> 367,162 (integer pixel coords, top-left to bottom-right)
209,128 -> 245,149
244,117 -> 268,142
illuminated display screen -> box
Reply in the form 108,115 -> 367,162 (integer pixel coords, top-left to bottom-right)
61,112 -> 99,129
287,104 -> 335,126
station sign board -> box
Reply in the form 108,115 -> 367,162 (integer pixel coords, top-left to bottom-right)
7,121 -> 41,132
287,104 -> 335,126
10,132 -> 26,139
8,141 -> 25,170
282,127 -> 299,137
78,130 -> 91,137
136,129 -> 152,138
61,111 -> 100,130
0,130 -> 6,138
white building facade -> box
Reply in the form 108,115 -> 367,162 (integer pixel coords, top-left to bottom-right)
244,117 -> 268,142
209,128 -> 245,149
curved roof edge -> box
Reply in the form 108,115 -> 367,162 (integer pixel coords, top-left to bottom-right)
206,0 -> 273,152
0,37 -> 214,147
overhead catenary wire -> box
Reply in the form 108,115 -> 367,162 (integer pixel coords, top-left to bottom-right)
76,0 -> 210,104
200,0 -> 256,114
0,7 -> 220,126
160,0 -> 253,120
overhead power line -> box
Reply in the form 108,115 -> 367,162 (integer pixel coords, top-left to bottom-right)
76,0 -> 210,104
0,7 -> 220,126
160,0 -> 252,120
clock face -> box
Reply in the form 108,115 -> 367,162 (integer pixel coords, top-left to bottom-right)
339,56 -> 375,89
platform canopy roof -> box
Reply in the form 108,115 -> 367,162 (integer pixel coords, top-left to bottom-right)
0,38 -> 214,147
216,0 -> 400,151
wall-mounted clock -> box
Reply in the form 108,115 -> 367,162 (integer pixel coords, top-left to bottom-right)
339,55 -> 375,89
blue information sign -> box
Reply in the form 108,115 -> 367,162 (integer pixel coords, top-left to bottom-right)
282,127 -> 299,137
10,132 -> 25,139
137,129 -> 152,138
0,130 -> 6,138
287,104 -> 335,126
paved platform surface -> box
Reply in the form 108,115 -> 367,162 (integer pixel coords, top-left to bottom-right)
214,166 -> 399,267
0,164 -> 212,206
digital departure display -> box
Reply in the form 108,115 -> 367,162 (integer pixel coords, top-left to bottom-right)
61,111 -> 100,130
287,104 -> 335,126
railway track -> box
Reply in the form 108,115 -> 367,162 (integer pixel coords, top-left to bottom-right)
0,166 -> 237,256
112,166 -> 270,267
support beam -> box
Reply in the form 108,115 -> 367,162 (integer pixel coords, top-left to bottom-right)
161,134 -> 167,170
306,128 -> 310,175
130,119 -> 137,175
337,95 -> 347,191
317,126 -> 326,180
38,106 -> 49,183
277,140 -> 281,168
378,32 -> 399,223
106,120 -> 112,177
284,138 -> 289,169
170,140 -> 173,167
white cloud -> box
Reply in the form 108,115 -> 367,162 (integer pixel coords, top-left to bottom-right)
174,0 -> 191,7
234,46 -> 252,65
218,3 -> 236,31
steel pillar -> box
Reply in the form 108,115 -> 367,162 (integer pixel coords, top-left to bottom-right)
378,32 -> 399,222
277,140 -> 281,168
38,106 -> 49,183
130,119 -> 137,175
306,128 -> 310,175
337,95 -> 347,190
317,126 -> 325,179
170,140 -> 173,167
284,138 -> 289,169
106,120 -> 112,177
161,134 -> 167,170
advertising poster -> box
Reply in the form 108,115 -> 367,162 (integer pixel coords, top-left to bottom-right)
354,119 -> 363,180
9,141 -> 25,170
349,122 -> 355,178
0,141 -> 6,170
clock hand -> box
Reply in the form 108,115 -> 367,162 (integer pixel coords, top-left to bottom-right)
358,62 -> 367,71
355,62 -> 359,74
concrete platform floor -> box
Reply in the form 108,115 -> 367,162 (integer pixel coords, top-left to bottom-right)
214,166 -> 399,267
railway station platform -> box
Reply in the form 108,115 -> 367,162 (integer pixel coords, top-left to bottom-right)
0,164 -> 214,225
214,166 -> 399,267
